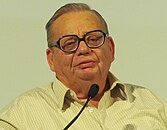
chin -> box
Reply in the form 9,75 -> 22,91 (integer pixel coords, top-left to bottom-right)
78,70 -> 97,81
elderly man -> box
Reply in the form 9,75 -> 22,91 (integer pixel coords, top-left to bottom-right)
0,3 -> 167,130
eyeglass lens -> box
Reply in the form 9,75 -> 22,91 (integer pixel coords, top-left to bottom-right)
59,30 -> 105,52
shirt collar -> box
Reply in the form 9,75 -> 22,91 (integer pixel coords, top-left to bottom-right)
107,72 -> 135,102
52,78 -> 86,110
52,72 -> 135,110
52,78 -> 70,110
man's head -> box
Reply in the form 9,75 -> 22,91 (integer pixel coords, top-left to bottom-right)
46,3 -> 115,98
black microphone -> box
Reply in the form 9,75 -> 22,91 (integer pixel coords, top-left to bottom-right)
63,84 -> 99,130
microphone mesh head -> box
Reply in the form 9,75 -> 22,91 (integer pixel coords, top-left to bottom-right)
88,84 -> 99,99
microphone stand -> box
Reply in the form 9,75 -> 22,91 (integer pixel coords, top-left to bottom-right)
63,96 -> 91,130
63,84 -> 99,130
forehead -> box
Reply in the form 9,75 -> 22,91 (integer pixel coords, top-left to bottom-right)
50,11 -> 105,38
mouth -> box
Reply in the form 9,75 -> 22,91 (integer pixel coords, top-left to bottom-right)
75,60 -> 97,69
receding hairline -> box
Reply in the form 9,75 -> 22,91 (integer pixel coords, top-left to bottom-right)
45,3 -> 109,44
50,10 -> 107,32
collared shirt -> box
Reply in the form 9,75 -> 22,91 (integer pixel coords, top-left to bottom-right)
0,72 -> 167,130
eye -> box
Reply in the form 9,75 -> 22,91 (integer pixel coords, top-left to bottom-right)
88,35 -> 103,42
88,36 -> 98,42
64,41 -> 75,48
86,35 -> 103,46
60,37 -> 78,50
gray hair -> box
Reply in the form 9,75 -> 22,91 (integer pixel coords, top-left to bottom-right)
45,3 -> 109,45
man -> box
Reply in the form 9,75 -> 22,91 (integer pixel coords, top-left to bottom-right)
0,3 -> 167,130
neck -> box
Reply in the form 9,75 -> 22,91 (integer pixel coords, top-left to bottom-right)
89,100 -> 99,108
83,79 -> 110,108
57,75 -> 110,107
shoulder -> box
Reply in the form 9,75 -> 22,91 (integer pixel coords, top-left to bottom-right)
124,83 -> 167,124
15,83 -> 53,104
125,83 -> 166,103
125,83 -> 167,116
0,83 -> 54,115
0,83 -> 57,129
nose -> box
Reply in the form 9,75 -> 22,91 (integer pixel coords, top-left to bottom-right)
75,40 -> 92,56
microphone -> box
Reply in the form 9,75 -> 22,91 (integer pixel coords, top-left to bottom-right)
63,84 -> 99,130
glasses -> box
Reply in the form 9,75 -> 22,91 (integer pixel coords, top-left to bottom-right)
48,30 -> 107,53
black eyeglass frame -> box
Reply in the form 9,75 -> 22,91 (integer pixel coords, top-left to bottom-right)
48,30 -> 108,53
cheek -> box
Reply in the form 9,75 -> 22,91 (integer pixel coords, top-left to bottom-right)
53,53 -> 73,70
96,47 -> 113,71
105,50 -> 113,63
101,53 -> 112,66
100,47 -> 112,62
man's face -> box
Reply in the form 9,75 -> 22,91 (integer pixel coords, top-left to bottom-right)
46,11 -> 114,91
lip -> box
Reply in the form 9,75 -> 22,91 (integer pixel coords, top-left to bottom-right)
74,59 -> 97,69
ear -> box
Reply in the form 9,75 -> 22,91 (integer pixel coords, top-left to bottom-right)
46,48 -> 55,72
107,36 -> 115,62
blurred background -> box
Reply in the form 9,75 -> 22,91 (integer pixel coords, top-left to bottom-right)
0,0 -> 167,108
